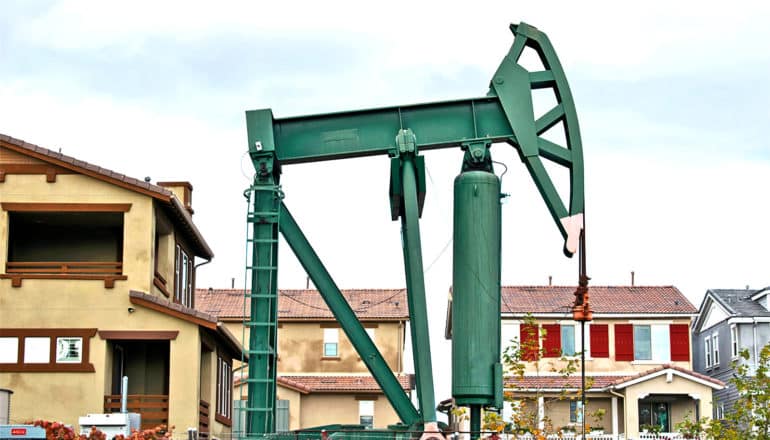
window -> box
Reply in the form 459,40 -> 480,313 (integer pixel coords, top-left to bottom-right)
561,325 -> 576,356
634,326 -> 652,360
712,332 -> 720,366
716,404 -> 725,420
216,355 -> 233,425
174,244 -> 194,308
569,400 -> 583,424
0,329 -> 96,372
731,325 -> 739,358
323,328 -> 339,357
55,337 -> 83,363
639,402 -> 669,432
358,400 -> 374,428
501,323 -> 520,359
0,338 -> 19,363
705,336 -> 712,368
365,327 -> 375,342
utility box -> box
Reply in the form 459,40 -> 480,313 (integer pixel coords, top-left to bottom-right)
78,413 -> 141,439
0,425 -> 46,440
0,389 -> 12,425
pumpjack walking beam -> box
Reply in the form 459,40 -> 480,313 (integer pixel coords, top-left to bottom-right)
244,22 -> 586,435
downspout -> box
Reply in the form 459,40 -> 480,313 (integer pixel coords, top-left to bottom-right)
608,387 -> 625,436
753,319 -> 759,370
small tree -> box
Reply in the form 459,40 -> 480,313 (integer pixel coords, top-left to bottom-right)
498,315 -> 598,438
677,342 -> 770,440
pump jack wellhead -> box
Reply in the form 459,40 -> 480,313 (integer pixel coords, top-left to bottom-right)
242,22 -> 590,439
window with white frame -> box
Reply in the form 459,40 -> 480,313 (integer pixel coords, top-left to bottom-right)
731,325 -> 739,358
712,332 -> 720,366
24,337 -> 50,363
0,338 -> 19,363
561,325 -> 576,356
569,400 -> 583,423
55,337 -> 82,363
359,400 -> 374,428
216,355 -> 233,424
716,404 -> 725,420
323,328 -> 339,357
365,327 -> 375,343
500,322 -> 520,358
705,336 -> 712,368
174,244 -> 194,308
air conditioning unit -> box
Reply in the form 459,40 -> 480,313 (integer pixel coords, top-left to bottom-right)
78,413 -> 141,439
0,425 -> 46,440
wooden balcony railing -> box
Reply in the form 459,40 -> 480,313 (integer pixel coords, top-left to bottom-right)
199,400 -> 210,438
3,261 -> 127,288
104,394 -> 169,430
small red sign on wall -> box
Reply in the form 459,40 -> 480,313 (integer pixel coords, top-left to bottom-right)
11,428 -> 28,436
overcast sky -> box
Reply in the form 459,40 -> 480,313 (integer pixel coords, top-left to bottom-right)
2,0 -> 769,407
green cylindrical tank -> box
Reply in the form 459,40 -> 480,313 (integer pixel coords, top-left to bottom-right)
451,170 -> 502,407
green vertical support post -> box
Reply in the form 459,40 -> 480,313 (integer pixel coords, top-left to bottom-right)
278,202 -> 422,425
397,153 -> 437,422
244,116 -> 282,436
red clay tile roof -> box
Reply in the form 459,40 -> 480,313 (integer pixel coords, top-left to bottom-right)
506,365 -> 725,391
0,133 -> 212,258
276,376 -> 312,394
278,374 -> 414,393
500,286 -> 697,315
128,291 -> 244,359
196,288 -> 409,321
610,364 -> 725,388
505,375 -> 629,390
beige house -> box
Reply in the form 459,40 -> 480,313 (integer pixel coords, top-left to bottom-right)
0,133 -> 243,438
446,286 -> 725,439
195,288 -> 414,431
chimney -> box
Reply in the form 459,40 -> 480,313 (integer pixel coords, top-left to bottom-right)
158,181 -> 194,215
548,275 -> 552,286
631,271 -> 635,287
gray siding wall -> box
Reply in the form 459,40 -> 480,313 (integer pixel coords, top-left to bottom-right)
694,321 -> 770,417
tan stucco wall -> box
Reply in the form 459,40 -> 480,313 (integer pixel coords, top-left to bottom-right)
299,394 -> 399,429
507,395 -> 619,434
0,172 -> 220,435
224,321 -> 405,374
514,318 -> 695,374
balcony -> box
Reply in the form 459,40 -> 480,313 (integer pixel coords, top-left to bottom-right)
104,394 -> 169,430
2,210 -> 126,288
4,261 -> 126,288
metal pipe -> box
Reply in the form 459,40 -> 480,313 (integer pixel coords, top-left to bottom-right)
581,321 -> 586,437
121,376 -> 128,413
470,405 -> 481,440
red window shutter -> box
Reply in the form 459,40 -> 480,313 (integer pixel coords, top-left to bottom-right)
543,324 -> 561,357
615,324 -> 634,361
520,324 -> 539,361
590,324 -> 609,358
670,324 -> 690,361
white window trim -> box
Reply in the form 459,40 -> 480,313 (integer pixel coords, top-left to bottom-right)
712,332 -> 720,366
704,336 -> 712,368
730,324 -> 739,359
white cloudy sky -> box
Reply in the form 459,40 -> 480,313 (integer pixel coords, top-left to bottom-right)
2,0 -> 770,408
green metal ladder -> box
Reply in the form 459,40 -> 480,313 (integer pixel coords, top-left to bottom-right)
241,183 -> 282,437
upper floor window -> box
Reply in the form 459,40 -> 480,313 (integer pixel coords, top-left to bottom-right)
0,328 -> 96,372
704,336 -> 712,368
616,323 -> 688,362
712,332 -> 720,366
561,325 -> 576,356
731,325 -> 739,359
174,244 -> 193,308
323,328 -> 339,357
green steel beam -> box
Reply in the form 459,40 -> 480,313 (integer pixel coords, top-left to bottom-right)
396,153 -> 437,422
278,202 -> 422,425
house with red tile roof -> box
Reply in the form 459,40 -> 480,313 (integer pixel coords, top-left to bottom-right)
0,133 -> 243,439
446,285 -> 725,439
196,288 -> 414,431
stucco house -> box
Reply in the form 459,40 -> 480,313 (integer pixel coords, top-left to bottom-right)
446,285 -> 725,439
0,133 -> 243,438
692,287 -> 770,419
195,288 -> 414,431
